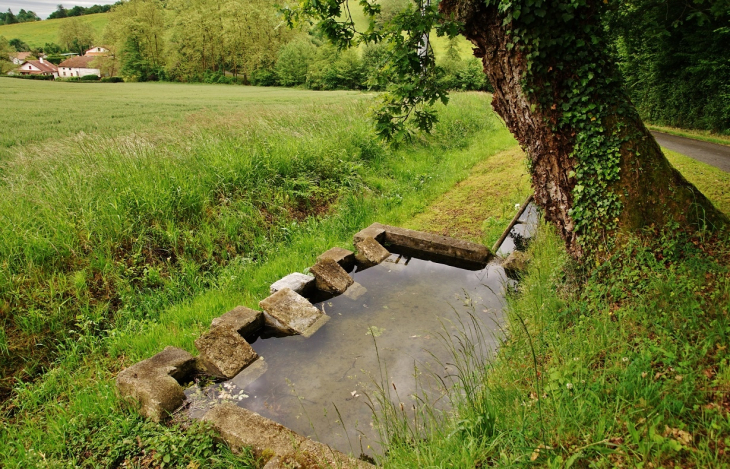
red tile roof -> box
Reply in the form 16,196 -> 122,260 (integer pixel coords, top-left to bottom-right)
58,56 -> 98,69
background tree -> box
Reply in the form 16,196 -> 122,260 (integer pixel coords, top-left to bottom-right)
48,4 -> 68,19
9,38 -> 30,52
58,17 -> 96,55
288,0 -> 727,259
605,0 -> 730,133
0,36 -> 15,74
103,0 -> 165,80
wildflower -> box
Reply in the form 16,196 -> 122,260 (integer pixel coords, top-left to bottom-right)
622,357 -> 629,362
566,383 -> 573,390
515,203 -> 521,210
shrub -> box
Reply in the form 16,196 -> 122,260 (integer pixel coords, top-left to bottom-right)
81,74 -> 100,81
275,39 -> 317,87
250,66 -> 278,86
100,77 -> 124,83
307,46 -> 365,90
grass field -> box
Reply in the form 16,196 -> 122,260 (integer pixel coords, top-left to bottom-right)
0,13 -> 109,48
0,82 -> 521,466
0,78 -> 363,153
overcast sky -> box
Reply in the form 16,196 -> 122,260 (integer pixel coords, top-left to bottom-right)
2,1 -> 117,19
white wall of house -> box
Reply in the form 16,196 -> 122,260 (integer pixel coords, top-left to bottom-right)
58,67 -> 101,77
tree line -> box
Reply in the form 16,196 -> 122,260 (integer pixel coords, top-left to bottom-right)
0,9 -> 41,25
48,3 -> 120,20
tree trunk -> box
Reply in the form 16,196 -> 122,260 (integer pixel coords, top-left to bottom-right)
440,0 -> 726,258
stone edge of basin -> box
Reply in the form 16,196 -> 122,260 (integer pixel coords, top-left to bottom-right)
116,346 -> 196,422
354,222 -> 491,263
202,403 -> 373,468
259,287 -> 330,337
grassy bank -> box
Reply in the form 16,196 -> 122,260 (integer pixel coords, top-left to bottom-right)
378,154 -> 730,467
648,124 -> 730,147
0,91 -> 520,467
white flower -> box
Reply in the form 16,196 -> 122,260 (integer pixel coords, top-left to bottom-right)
622,357 -> 629,363
566,383 -> 573,390
515,203 -> 521,210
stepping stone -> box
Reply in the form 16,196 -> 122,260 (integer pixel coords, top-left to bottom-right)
317,247 -> 355,270
195,327 -> 259,379
116,346 -> 196,422
310,258 -> 354,294
270,273 -> 315,296
259,288 -> 329,338
202,403 -> 372,468
355,236 -> 390,265
211,306 -> 264,338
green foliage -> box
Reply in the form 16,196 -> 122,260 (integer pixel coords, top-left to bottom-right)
8,37 -> 29,51
306,45 -> 365,90
81,74 -> 100,81
605,0 -> 730,133
49,3 -> 114,20
0,36 -> 13,74
1,9 -> 40,25
58,16 -> 96,55
275,38 -> 318,86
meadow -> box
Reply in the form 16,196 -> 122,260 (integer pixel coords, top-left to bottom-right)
0,81 -> 522,466
0,13 -> 108,48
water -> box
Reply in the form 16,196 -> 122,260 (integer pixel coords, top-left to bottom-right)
186,253 -> 510,457
185,208 -> 539,457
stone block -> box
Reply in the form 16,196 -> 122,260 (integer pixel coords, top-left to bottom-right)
354,222 -> 491,264
116,346 -> 196,422
259,288 -> 329,338
316,247 -> 356,270
355,236 -> 390,265
343,282 -> 368,300
195,327 -> 259,379
202,403 -> 372,468
502,251 -> 529,276
269,273 -> 315,296
310,258 -> 354,294
210,306 -> 263,338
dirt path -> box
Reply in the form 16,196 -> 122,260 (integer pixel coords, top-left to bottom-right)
652,131 -> 730,173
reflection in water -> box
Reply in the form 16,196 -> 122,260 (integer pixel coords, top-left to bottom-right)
192,255 -> 511,457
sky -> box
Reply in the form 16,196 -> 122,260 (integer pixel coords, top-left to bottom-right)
1,1 -> 117,19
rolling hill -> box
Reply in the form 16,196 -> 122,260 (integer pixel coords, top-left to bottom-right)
0,14 -> 109,48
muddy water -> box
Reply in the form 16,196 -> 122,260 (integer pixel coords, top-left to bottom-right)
199,256 -> 510,457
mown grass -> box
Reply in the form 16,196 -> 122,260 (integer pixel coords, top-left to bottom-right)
0,13 -> 109,48
0,90 -> 519,467
0,78 -> 362,152
374,153 -> 730,467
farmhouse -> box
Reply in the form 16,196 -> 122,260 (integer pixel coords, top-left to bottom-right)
58,56 -> 101,78
85,46 -> 110,57
11,51 -> 32,65
17,58 -> 58,77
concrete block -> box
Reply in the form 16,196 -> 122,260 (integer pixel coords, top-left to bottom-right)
354,222 -> 491,264
116,346 -> 196,422
195,327 -> 259,379
210,306 -> 263,338
310,258 -> 354,294
269,273 -> 315,296
259,288 -> 329,338
355,236 -> 390,265
202,403 -> 372,468
343,282 -> 368,300
317,247 -> 356,270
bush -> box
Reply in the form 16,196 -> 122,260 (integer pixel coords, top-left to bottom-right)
9,74 -> 54,80
275,39 -> 317,87
100,77 -> 124,83
307,46 -> 365,90
250,66 -> 278,86
81,74 -> 100,81
437,57 -> 491,92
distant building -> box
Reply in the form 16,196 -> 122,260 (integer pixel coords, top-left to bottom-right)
11,52 -> 32,65
58,56 -> 101,78
84,46 -> 110,57
17,58 -> 58,77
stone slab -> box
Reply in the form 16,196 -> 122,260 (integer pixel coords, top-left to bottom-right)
354,222 -> 491,264
343,281 -> 368,300
317,246 -> 356,269
195,327 -> 259,379
210,306 -> 263,338
116,346 -> 196,422
310,258 -> 354,294
202,403 -> 372,468
502,251 -> 529,278
355,236 -> 390,265
269,272 -> 315,296
259,288 -> 328,336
